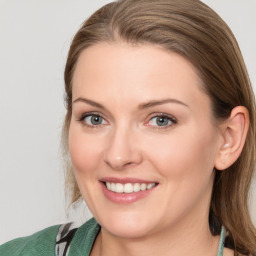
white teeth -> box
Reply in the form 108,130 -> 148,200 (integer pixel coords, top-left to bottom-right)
124,183 -> 133,193
105,182 -> 156,194
110,183 -> 116,192
147,183 -> 155,190
106,182 -> 111,190
141,183 -> 147,191
115,183 -> 124,193
133,183 -> 141,192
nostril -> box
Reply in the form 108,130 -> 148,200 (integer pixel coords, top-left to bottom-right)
124,162 -> 133,166
103,157 -> 135,170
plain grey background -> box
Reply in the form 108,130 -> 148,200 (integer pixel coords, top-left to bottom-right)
0,0 -> 255,244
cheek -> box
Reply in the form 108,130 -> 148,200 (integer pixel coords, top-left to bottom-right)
144,127 -> 218,180
68,126 -> 103,175
145,127 -> 218,216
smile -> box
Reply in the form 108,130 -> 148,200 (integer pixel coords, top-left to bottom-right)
105,182 -> 157,194
100,178 -> 159,203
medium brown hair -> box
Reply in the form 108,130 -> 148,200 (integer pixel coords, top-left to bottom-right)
62,0 -> 256,254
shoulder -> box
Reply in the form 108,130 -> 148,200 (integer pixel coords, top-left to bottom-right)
0,218 -> 101,256
68,218 -> 100,255
55,218 -> 101,256
0,224 -> 60,256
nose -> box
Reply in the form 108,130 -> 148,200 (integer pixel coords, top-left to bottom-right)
103,126 -> 143,170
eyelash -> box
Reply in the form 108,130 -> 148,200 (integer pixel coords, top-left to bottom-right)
76,112 -> 108,128
76,112 -> 177,129
146,113 -> 177,129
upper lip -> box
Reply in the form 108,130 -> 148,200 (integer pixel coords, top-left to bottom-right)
100,177 -> 158,184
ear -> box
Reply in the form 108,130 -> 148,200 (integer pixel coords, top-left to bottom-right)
214,106 -> 249,171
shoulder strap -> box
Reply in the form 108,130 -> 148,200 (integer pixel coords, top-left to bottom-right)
217,226 -> 226,256
55,223 -> 78,256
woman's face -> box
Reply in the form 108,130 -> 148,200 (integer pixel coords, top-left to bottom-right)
69,43 -> 223,238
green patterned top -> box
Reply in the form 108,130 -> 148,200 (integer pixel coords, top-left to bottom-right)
0,218 -> 226,256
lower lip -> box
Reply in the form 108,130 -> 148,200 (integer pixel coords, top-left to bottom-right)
100,182 -> 157,204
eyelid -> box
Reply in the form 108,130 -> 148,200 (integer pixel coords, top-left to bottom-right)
75,111 -> 177,129
76,112 -> 109,127
145,112 -> 177,128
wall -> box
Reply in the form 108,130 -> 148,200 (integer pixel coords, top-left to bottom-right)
0,0 -> 255,244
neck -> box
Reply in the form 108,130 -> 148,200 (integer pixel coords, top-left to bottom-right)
91,215 -> 220,256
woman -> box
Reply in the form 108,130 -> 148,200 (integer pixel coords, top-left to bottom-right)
1,0 -> 255,255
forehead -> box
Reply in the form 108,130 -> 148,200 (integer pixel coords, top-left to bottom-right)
72,42 -> 210,112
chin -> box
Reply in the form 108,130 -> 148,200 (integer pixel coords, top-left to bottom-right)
96,212 -> 156,239
103,222 -> 153,239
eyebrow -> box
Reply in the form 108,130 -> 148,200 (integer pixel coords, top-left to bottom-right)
72,97 -> 106,110
138,98 -> 189,109
72,97 -> 189,110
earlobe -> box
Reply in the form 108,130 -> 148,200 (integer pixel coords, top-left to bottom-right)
214,106 -> 249,171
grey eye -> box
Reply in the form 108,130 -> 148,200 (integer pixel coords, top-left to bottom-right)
85,115 -> 106,125
156,116 -> 169,126
148,116 -> 175,127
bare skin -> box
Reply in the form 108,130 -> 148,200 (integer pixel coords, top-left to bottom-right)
69,43 -> 248,256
